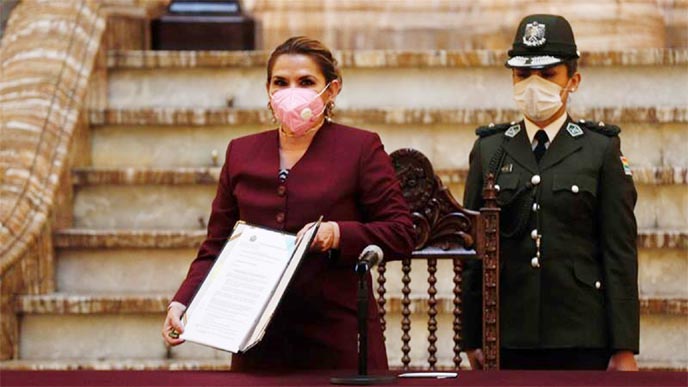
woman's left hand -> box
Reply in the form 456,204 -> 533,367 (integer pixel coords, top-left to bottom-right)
607,350 -> 638,371
297,221 -> 340,252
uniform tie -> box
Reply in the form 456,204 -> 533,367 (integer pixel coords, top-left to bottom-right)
533,130 -> 549,163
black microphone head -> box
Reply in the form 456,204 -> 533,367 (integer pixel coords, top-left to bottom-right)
360,245 -> 383,267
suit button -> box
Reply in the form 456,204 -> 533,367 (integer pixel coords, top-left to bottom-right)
494,184 -> 500,192
530,175 -> 541,185
276,212 -> 285,224
595,281 -> 601,289
530,229 -> 538,240
571,185 -> 579,193
531,257 -> 540,268
277,185 -> 287,196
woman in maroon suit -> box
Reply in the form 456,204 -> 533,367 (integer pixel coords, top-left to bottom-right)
162,36 -> 415,371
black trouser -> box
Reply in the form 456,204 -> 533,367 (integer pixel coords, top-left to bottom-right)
500,348 -> 612,370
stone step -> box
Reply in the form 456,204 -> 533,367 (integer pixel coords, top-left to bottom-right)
14,293 -> 231,363
0,359 -> 232,371
20,293 -> 683,315
89,107 -> 688,127
0,359 -> 683,372
54,228 -> 686,250
71,184 -> 215,230
71,166 -> 688,187
107,49 -> 687,70
106,50 -> 688,109
54,229 -> 206,249
86,108 -> 687,170
53,228 -> 686,297
54,247 -> 195,294
381,308 -> 688,370
69,182 -> 686,231
240,0 -> 673,51
14,294 -> 687,369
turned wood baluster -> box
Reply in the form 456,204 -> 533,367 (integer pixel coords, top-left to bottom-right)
427,257 -> 438,370
376,261 -> 387,340
481,173 -> 500,370
452,257 -> 463,369
401,257 -> 412,370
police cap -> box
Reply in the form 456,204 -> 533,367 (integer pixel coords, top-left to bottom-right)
506,14 -> 580,69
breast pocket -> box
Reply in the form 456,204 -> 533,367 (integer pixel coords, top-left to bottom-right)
496,173 -> 521,205
552,174 -> 598,222
496,173 -> 533,237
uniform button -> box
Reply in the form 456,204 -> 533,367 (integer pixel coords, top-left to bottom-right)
531,257 -> 540,268
277,185 -> 287,196
494,184 -> 500,192
530,175 -> 541,185
532,203 -> 540,212
571,185 -> 579,193
595,281 -> 601,289
276,212 -> 285,224
530,229 -> 538,240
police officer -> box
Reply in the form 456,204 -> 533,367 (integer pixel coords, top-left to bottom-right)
462,14 -> 639,370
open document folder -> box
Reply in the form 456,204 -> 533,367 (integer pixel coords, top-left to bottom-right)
180,217 -> 322,353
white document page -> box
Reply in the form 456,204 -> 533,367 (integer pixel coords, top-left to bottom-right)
181,222 -> 296,353
242,220 -> 320,351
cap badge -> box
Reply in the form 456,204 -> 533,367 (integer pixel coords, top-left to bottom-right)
523,21 -> 546,47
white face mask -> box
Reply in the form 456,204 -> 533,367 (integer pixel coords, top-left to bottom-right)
513,75 -> 570,122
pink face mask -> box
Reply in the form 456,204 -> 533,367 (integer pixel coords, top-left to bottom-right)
270,84 -> 330,137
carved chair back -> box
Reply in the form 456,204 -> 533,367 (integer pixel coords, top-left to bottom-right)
376,148 -> 500,370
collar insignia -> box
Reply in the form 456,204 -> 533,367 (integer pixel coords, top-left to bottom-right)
505,124 -> 521,138
566,122 -> 584,137
523,22 -> 546,47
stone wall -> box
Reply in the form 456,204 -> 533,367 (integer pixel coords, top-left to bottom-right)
0,0 -> 105,360
243,0 -> 675,50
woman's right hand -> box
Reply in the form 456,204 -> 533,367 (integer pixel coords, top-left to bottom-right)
466,348 -> 485,370
162,301 -> 187,346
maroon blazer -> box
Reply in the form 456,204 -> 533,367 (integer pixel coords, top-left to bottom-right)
173,122 -> 415,370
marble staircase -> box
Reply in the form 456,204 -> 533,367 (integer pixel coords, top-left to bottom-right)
3,49 -> 686,371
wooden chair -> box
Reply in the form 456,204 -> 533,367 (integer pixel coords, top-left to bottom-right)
376,148 -> 500,370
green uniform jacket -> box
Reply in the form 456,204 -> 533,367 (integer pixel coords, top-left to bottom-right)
462,117 -> 639,353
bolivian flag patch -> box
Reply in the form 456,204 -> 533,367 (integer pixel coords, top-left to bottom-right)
620,156 -> 632,176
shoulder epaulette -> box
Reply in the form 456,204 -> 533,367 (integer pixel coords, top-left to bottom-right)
576,119 -> 621,136
476,122 -> 512,137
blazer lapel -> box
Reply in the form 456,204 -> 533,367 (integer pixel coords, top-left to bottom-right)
538,117 -> 584,172
502,121 -> 539,174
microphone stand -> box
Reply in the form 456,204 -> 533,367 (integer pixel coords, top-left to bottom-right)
330,261 -> 395,385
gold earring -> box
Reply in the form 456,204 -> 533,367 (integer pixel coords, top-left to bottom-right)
325,101 -> 335,121
267,101 -> 277,123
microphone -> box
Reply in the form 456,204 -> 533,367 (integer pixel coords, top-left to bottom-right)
355,245 -> 383,273
332,244 -> 396,385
